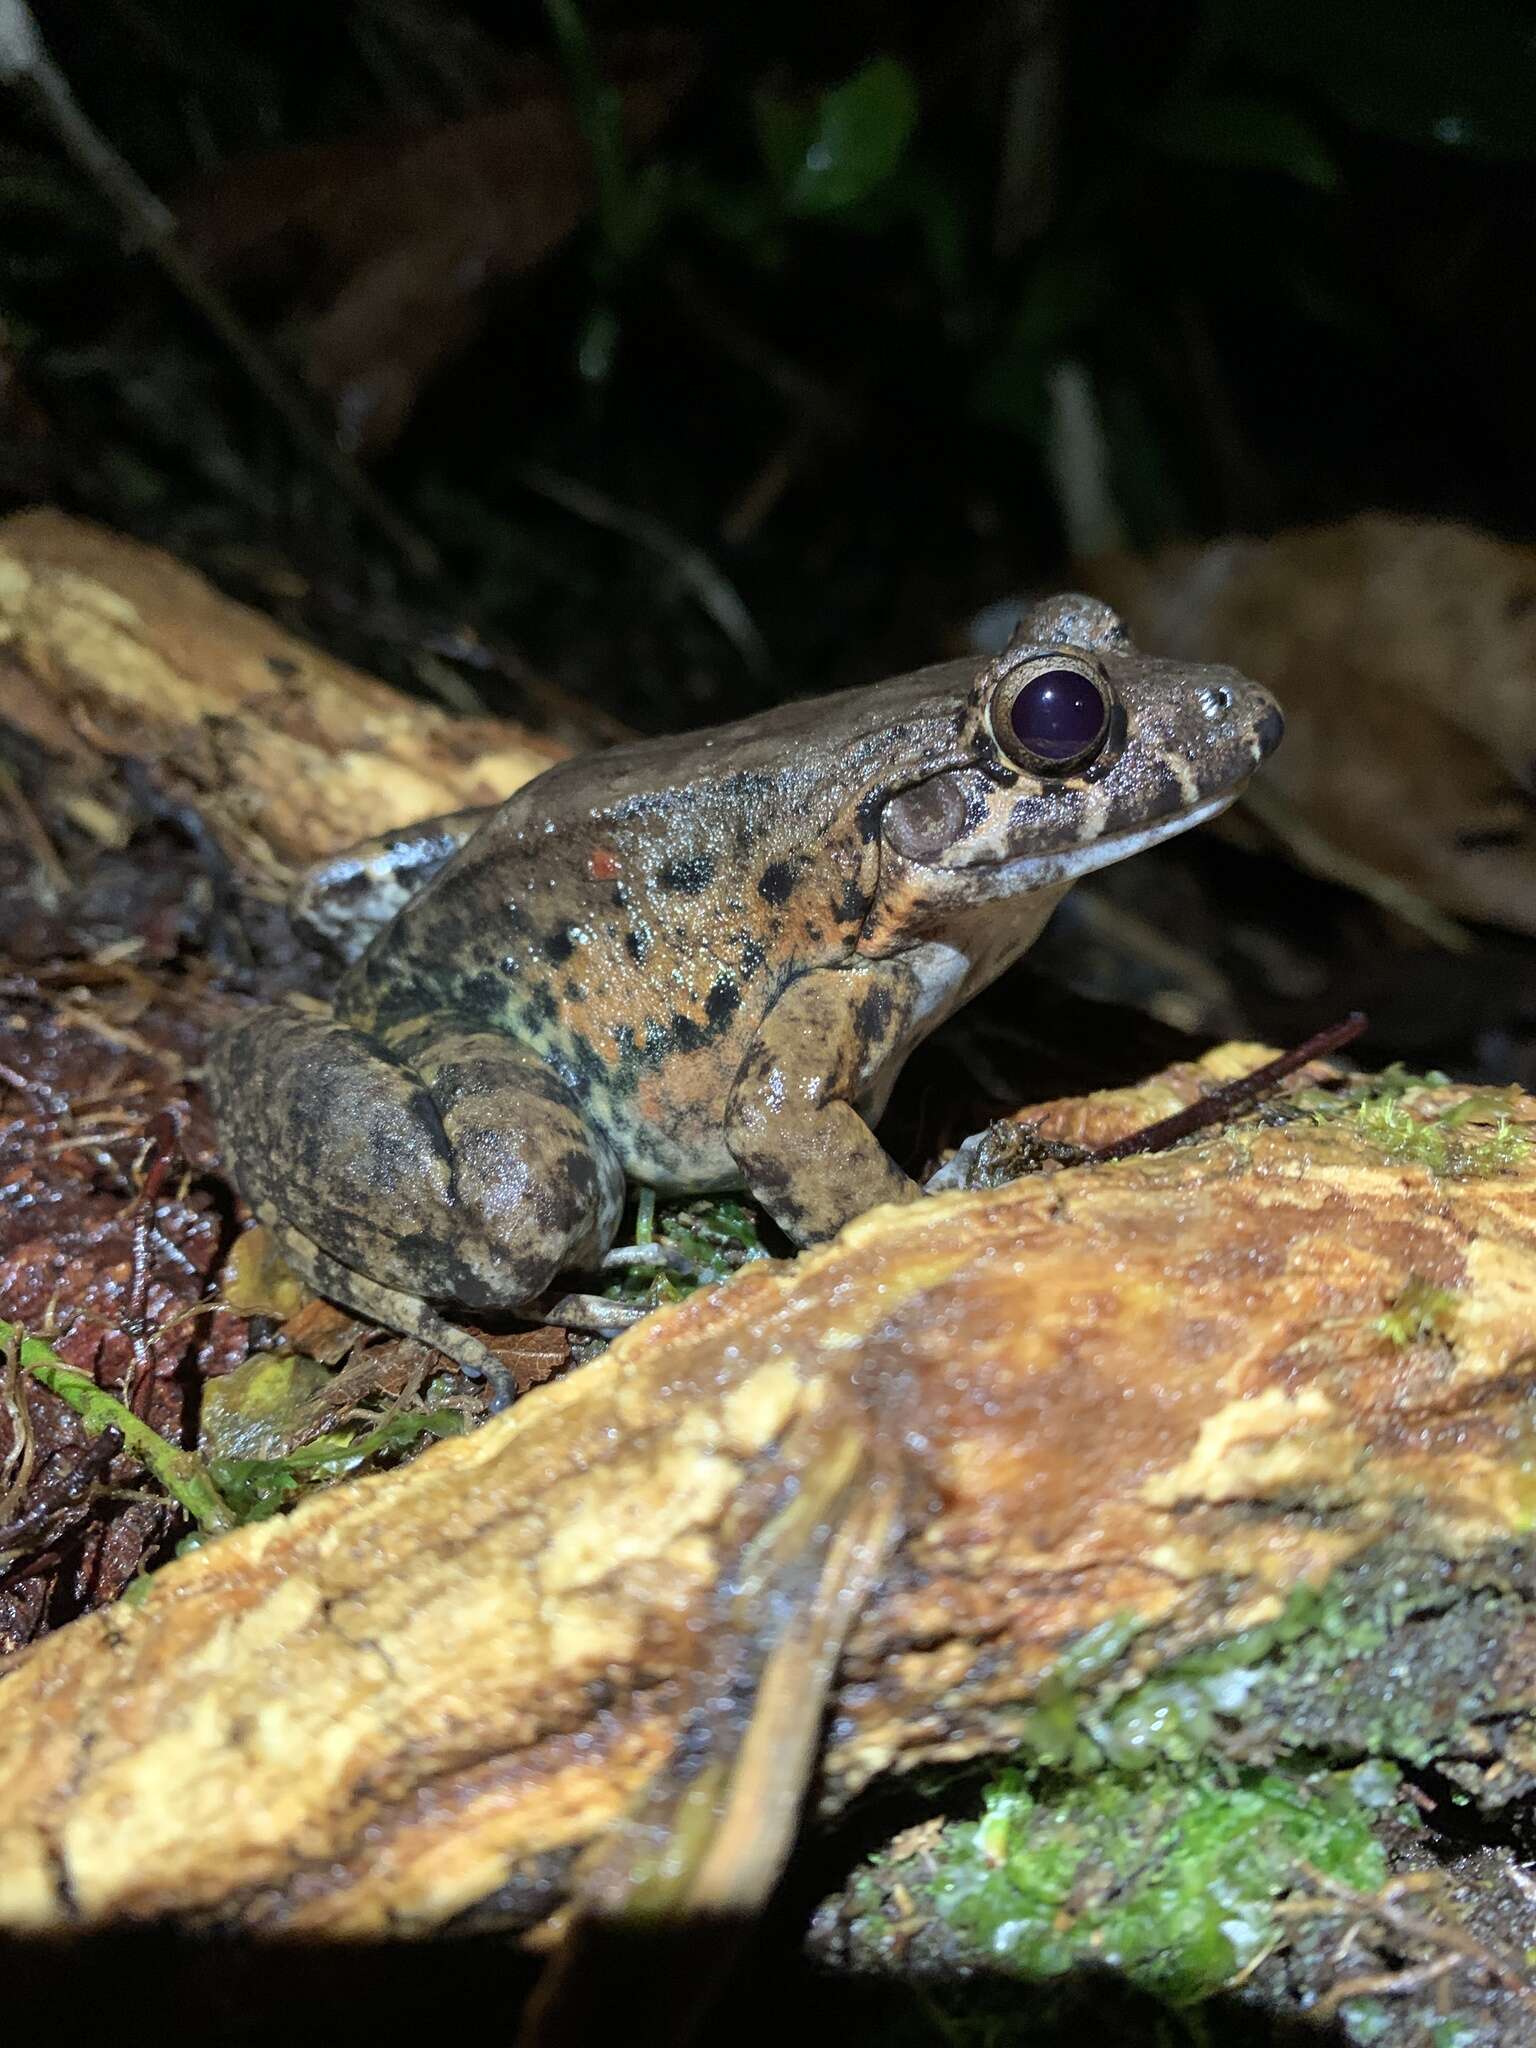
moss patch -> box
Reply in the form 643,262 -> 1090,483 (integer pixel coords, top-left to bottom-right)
1375,1279 -> 1462,1347
602,1188 -> 773,1310
1293,1067 -> 1529,1178
906,1764 -> 1392,2004
1005,1551 -> 1532,1785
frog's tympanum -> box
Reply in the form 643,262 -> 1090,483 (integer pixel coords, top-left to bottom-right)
210,597 -> 1282,1395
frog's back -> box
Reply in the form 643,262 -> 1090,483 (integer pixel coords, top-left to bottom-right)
340,664 -> 975,1187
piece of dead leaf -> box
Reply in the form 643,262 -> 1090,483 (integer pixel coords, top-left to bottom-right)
178,34 -> 696,453
1089,515 -> 1536,934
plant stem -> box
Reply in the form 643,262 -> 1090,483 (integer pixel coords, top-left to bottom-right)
5,1318 -> 235,1533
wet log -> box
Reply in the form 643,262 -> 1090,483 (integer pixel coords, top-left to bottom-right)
3,1067 -> 1535,1939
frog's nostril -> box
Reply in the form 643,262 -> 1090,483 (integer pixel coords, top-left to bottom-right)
1254,703 -> 1285,758
1200,683 -> 1235,717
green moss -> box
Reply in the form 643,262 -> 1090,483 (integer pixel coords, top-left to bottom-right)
1004,1550 -> 1528,1783
1295,1070 -> 1528,1178
920,1764 -> 1389,2004
1349,1094 -> 1527,1175
603,1189 -> 772,1309
206,1405 -> 468,1525
1375,1279 -> 1462,1347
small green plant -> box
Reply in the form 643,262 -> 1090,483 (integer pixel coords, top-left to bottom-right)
603,1187 -> 772,1312
1375,1279 -> 1461,1347
1300,1070 -> 1529,1178
207,1406 -> 467,1525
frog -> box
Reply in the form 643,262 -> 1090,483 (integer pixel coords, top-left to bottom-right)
208,595 -> 1282,1404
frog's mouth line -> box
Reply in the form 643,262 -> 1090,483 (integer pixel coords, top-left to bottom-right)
980,785 -> 1243,889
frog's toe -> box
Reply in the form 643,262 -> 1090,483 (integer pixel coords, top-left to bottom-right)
208,1006 -> 624,1354
268,1219 -> 518,1406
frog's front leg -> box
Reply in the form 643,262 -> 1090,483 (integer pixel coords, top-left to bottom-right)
724,960 -> 923,1244
208,1005 -> 624,1397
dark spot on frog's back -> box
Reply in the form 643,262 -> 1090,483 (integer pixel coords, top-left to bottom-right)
757,860 -> 798,906
457,970 -> 508,1018
542,928 -> 576,965
705,976 -> 740,1028
670,1013 -> 708,1054
658,854 -> 715,896
834,875 -> 871,923
625,927 -> 651,965
570,1031 -> 608,1084
523,984 -> 558,1028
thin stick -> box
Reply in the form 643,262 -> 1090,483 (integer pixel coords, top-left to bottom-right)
5,1317 -> 234,1532
514,462 -> 770,678
1088,1012 -> 1369,1164
0,0 -> 440,584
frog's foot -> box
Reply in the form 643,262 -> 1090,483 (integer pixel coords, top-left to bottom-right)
208,1005 -> 624,1399
264,1218 -> 524,1409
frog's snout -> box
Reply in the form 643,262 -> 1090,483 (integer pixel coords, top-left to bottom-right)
1253,698 -> 1285,760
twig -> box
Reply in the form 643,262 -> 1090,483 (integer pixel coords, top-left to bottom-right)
0,0 -> 441,583
1316,1952 -> 1460,2018
1295,1862 -> 1536,2015
722,416 -> 823,547
1087,1012 -> 1368,1163
6,1317 -> 234,1532
0,1324 -> 37,1521
118,1107 -> 185,1409
514,462 -> 771,678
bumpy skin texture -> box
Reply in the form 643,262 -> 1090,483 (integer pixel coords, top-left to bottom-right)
209,597 -> 1283,1371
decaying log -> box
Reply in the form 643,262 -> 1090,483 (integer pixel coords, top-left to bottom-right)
3,1071 -> 1536,1940
0,507 -> 566,889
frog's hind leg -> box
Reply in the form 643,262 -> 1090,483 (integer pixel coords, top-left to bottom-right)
208,1006 -> 625,1401
264,1217 -> 522,1402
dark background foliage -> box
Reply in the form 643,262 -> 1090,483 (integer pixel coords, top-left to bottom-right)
5,0 -> 1534,731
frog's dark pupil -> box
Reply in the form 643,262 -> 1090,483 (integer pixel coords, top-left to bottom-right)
1009,669 -> 1106,763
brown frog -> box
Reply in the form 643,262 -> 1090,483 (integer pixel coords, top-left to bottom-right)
209,596 -> 1282,1401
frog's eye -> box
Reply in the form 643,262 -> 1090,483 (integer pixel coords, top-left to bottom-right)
991,655 -> 1112,774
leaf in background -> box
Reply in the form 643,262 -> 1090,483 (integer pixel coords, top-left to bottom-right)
1150,93 -> 1340,190
1198,0 -> 1536,161
1089,515 -> 1536,934
755,57 -> 920,218
177,32 -> 697,453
